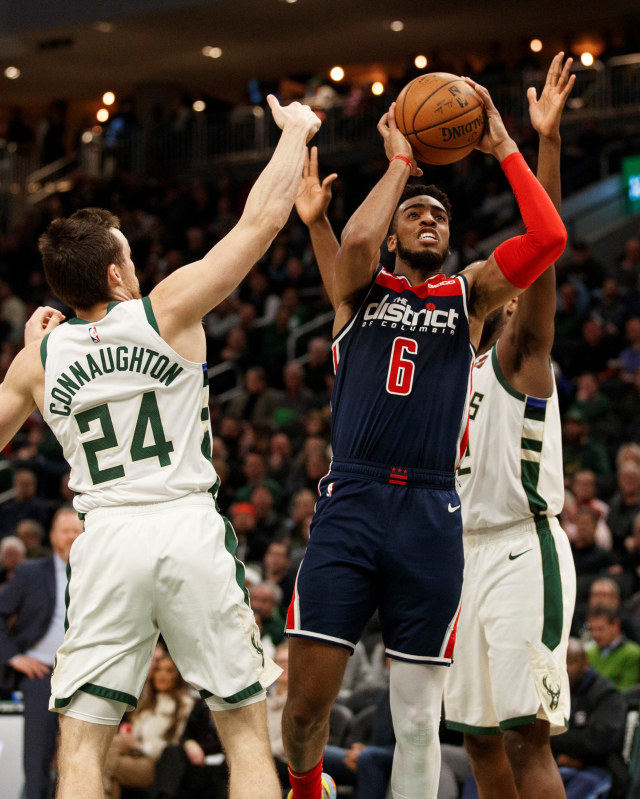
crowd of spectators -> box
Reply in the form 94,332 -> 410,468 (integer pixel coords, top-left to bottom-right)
2,52 -> 640,796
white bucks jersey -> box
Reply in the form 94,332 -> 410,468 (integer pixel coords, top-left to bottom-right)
458,343 -> 564,531
41,298 -> 217,514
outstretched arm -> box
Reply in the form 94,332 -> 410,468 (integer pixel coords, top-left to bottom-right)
501,52 -> 575,380
332,104 -> 422,331
462,80 -> 567,347
150,96 -> 321,336
295,146 -> 340,308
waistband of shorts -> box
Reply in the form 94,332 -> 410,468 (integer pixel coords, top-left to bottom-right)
329,457 -> 455,489
83,492 -> 216,520
464,515 -> 560,547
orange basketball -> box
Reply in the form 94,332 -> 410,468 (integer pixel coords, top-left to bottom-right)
394,73 -> 485,165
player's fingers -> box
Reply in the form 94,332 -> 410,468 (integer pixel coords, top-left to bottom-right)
377,112 -> 390,136
309,145 -> 320,178
559,73 -> 576,101
321,173 -> 339,192
526,86 -> 538,108
387,102 -> 398,130
558,56 -> 574,90
302,147 -> 310,178
547,52 -> 563,86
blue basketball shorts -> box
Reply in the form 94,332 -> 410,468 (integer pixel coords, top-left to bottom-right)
286,458 -> 464,664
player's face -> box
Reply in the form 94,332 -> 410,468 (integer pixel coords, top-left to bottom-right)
112,228 -> 141,300
389,196 -> 450,272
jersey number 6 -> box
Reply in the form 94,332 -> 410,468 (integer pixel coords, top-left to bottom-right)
386,337 -> 418,396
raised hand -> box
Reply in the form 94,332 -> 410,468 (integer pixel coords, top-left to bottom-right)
267,94 -> 322,142
24,305 -> 65,346
295,146 -> 338,226
377,103 -> 423,176
528,52 -> 575,140
462,77 -> 515,161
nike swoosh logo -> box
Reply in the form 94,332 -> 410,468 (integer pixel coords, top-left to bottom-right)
509,548 -> 533,560
448,503 -> 461,513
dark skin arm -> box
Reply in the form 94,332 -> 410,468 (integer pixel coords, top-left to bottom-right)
496,52 -> 575,397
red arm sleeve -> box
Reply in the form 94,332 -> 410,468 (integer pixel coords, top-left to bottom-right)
493,152 -> 567,290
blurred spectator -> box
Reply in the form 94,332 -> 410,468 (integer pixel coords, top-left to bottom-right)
250,483 -> 281,540
571,506 -> 616,615
233,450 -> 283,510
586,605 -> 640,690
617,237 -> 640,292
228,501 -> 271,566
567,372 -> 617,445
272,361 -> 316,444
0,467 -> 51,539
617,368 -> 640,441
0,278 -> 26,342
103,654 -> 196,799
249,581 -> 285,648
225,366 -> 280,429
608,458 -> 640,554
149,695 -> 226,799
258,305 -> 293,384
617,317 -> 640,382
568,469 -> 612,548
36,99 -> 67,165
262,541 -> 294,615
0,535 -> 26,589
303,336 -> 333,397
591,276 -> 626,343
16,519 -> 50,559
560,240 -> 607,293
551,638 -> 627,799
562,409 -> 612,490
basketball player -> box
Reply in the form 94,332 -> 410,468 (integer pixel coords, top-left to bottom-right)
0,95 -> 320,799
444,54 -> 576,799
285,73 -> 567,799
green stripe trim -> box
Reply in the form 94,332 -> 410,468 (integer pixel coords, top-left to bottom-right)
54,683 -> 137,709
201,407 -> 209,421
524,404 -> 546,423
522,438 -> 543,453
535,516 -> 563,650
200,681 -> 263,705
491,345 -> 525,400
223,516 -> 250,606
40,333 -> 49,367
64,560 -> 71,632
499,714 -> 538,731
142,296 -> 159,334
67,317 -> 88,325
521,461 -> 547,513
445,720 -> 502,735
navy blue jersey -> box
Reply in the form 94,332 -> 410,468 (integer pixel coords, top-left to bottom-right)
331,267 -> 474,472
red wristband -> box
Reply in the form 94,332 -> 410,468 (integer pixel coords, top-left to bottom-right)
390,154 -> 412,169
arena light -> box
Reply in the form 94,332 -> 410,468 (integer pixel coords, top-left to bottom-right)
414,55 -> 428,70
371,81 -> 384,96
330,66 -> 344,82
102,91 -> 115,106
581,51 -> 595,67
202,46 -> 222,59
4,66 -> 20,79
193,100 -> 206,112
390,20 -> 404,32
96,108 -> 109,122
530,39 -> 543,53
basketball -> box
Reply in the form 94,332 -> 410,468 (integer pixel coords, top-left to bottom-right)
394,73 -> 485,165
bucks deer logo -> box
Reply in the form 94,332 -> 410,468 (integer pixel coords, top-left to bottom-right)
251,631 -> 265,667
542,675 -> 561,711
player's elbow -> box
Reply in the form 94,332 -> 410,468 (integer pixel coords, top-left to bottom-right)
543,221 -> 568,265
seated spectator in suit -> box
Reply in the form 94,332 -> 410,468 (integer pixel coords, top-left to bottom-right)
608,458 -> 640,555
0,535 -> 26,589
0,506 -> 83,798
551,638 -> 628,799
571,506 -> 617,621
586,605 -> 640,690
103,654 -> 196,799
